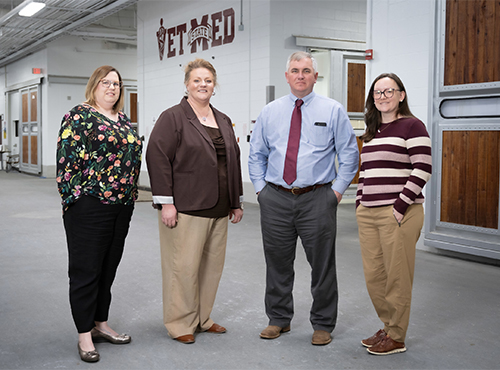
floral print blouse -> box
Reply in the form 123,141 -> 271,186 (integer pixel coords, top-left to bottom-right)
56,104 -> 142,211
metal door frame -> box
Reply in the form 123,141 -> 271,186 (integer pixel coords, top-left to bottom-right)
19,84 -> 42,174
424,0 -> 500,259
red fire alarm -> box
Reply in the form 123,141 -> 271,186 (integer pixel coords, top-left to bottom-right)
365,49 -> 373,60
32,68 -> 42,74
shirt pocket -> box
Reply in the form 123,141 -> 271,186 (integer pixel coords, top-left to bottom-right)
306,122 -> 331,147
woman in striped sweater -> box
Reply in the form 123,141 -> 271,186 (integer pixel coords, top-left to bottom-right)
355,73 -> 432,356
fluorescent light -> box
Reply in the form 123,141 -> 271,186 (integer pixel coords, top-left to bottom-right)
19,2 -> 46,17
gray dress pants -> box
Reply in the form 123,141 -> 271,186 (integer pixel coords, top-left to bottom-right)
258,183 -> 339,332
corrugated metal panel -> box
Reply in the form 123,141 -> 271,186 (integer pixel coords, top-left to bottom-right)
0,0 -> 137,67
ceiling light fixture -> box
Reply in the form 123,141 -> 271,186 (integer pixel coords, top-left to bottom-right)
19,2 -> 46,17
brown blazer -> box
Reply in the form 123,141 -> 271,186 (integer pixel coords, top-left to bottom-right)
146,97 -> 243,212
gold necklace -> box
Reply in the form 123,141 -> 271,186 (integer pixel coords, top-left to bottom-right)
378,116 -> 402,133
377,122 -> 392,133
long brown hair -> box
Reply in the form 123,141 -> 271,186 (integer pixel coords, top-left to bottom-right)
360,72 -> 414,142
84,65 -> 124,114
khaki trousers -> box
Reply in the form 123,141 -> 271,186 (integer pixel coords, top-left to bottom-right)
157,212 -> 228,338
356,204 -> 424,342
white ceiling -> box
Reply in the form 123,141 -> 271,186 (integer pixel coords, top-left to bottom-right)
0,0 -> 138,68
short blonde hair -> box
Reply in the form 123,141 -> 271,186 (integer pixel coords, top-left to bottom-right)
184,58 -> 218,87
85,65 -> 124,114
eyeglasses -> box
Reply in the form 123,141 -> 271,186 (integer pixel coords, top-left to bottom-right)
100,79 -> 122,89
373,88 -> 400,100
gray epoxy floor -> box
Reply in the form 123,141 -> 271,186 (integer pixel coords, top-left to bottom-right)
1,170 -> 500,370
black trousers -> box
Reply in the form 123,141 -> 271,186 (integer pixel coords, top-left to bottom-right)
63,195 -> 134,333
258,183 -> 338,332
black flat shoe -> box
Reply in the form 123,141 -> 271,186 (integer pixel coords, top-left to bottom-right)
91,327 -> 131,344
78,343 -> 100,362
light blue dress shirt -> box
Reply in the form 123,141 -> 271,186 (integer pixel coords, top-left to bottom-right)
249,91 -> 359,194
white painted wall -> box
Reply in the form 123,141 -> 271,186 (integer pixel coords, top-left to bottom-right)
314,51 -> 331,97
137,0 -> 366,202
0,69 -> 6,150
45,82 -> 88,177
269,0 -> 366,99
47,36 -> 137,78
365,0 -> 434,124
365,0 -> 434,227
4,49 -> 47,87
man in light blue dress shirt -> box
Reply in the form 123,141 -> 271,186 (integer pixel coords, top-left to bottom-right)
249,51 -> 359,346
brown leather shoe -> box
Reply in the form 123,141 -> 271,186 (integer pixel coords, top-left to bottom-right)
175,334 -> 195,344
367,335 -> 406,355
259,325 -> 291,339
311,330 -> 332,345
206,323 -> 226,334
361,329 -> 386,347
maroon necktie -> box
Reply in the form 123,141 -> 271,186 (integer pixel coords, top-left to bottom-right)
283,99 -> 303,185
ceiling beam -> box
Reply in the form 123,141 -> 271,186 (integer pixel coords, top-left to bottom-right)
0,0 -> 33,24
0,0 -> 138,68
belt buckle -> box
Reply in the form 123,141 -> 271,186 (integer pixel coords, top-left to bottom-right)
291,187 -> 301,195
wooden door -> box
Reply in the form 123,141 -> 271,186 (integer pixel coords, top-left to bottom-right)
439,0 -> 500,229
347,61 -> 365,185
441,131 -> 500,229
20,86 -> 40,174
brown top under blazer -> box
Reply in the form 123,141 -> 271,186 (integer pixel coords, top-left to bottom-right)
146,97 -> 243,212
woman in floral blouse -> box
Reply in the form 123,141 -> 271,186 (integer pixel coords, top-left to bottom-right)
56,65 -> 142,363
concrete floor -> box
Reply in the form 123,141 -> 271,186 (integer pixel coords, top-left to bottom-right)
1,170 -> 500,370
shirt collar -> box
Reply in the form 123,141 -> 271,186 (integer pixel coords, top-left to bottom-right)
288,91 -> 316,106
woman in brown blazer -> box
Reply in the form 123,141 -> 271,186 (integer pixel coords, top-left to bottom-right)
146,58 -> 243,344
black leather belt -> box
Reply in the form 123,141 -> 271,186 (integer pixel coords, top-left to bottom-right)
269,182 -> 329,195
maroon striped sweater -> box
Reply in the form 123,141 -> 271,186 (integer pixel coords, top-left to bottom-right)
356,117 -> 432,220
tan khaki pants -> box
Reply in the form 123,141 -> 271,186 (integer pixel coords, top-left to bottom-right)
157,212 -> 228,338
356,204 -> 424,342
